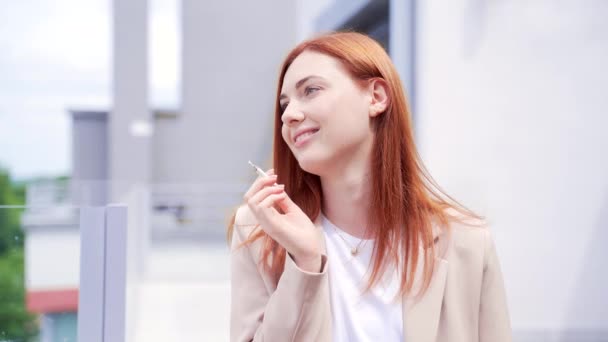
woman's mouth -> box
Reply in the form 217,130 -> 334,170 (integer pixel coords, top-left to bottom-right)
294,129 -> 319,147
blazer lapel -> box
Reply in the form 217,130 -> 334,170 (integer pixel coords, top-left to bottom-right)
403,224 -> 449,342
403,256 -> 448,341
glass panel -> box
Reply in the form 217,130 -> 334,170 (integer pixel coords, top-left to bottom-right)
128,181 -> 242,341
2,176 -> 242,341
0,178 -> 81,342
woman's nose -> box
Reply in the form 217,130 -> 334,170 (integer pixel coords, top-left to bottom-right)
281,103 -> 305,126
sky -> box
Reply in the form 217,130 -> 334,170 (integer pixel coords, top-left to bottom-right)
0,0 -> 109,180
0,0 -> 180,181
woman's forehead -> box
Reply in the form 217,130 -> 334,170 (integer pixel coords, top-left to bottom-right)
282,51 -> 343,89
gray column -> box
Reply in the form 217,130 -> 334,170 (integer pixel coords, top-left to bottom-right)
71,110 -> 108,206
111,0 -> 151,201
157,0 -> 297,184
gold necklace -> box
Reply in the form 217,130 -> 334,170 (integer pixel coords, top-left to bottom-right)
330,223 -> 368,256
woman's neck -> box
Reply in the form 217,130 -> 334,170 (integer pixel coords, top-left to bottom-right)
320,163 -> 374,239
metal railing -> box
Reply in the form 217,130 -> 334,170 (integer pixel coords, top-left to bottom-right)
149,182 -> 246,240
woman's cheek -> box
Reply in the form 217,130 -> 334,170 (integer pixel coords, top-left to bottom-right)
281,126 -> 290,145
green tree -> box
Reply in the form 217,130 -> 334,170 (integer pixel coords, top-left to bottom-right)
0,170 -> 24,254
0,249 -> 38,341
0,168 -> 38,341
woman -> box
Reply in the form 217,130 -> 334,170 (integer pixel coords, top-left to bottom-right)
228,31 -> 511,342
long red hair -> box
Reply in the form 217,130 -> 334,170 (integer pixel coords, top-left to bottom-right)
227,31 -> 480,299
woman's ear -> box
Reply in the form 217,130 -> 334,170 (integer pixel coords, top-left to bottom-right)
368,78 -> 389,117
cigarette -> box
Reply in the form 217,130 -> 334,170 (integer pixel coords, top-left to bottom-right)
248,160 -> 270,178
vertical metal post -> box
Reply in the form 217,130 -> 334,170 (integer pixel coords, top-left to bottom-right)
104,205 -> 127,342
77,205 -> 127,342
77,207 -> 106,342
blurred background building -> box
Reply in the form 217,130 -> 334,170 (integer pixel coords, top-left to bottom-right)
3,0 -> 606,341
20,0 -> 296,340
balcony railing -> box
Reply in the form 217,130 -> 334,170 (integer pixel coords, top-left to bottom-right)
149,182 -> 246,240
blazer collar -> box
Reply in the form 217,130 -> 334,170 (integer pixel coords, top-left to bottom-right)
313,214 -> 449,342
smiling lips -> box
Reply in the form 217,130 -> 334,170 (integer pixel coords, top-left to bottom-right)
293,128 -> 319,147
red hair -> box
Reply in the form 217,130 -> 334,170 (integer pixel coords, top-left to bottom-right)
227,31 -> 480,299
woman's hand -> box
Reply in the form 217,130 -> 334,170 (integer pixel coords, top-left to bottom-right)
243,169 -> 323,272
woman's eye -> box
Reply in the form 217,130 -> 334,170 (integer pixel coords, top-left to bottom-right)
304,86 -> 320,96
280,103 -> 288,112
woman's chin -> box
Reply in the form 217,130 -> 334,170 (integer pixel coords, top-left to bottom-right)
296,155 -> 328,176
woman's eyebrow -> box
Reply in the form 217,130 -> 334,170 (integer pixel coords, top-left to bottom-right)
280,75 -> 325,100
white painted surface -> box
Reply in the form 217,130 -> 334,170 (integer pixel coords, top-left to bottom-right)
132,281 -> 230,341
25,227 -> 80,290
145,241 -> 230,281
129,241 -> 231,341
416,0 -> 608,332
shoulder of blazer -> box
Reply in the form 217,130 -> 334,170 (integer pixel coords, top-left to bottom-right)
440,211 -> 495,272
430,207 -> 488,259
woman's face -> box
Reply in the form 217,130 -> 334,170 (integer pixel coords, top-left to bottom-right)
279,50 -> 378,176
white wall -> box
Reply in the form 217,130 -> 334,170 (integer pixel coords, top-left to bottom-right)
416,0 -> 608,334
25,227 -> 80,289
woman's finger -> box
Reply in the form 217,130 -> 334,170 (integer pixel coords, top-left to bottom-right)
258,191 -> 287,209
255,190 -> 291,237
243,174 -> 277,201
253,205 -> 284,244
275,190 -> 299,214
247,184 -> 285,210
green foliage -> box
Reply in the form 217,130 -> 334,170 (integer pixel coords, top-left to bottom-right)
0,249 -> 38,341
0,168 -> 39,341
0,169 -> 25,254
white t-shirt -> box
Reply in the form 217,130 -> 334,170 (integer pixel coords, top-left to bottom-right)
321,214 -> 403,341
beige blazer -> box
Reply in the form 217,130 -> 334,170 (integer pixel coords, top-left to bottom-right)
230,205 -> 512,342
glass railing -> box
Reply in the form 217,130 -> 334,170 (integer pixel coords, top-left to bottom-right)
1,179 -> 245,342
1,202 -> 79,341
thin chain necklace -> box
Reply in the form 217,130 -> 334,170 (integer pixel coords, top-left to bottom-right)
330,223 -> 369,256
